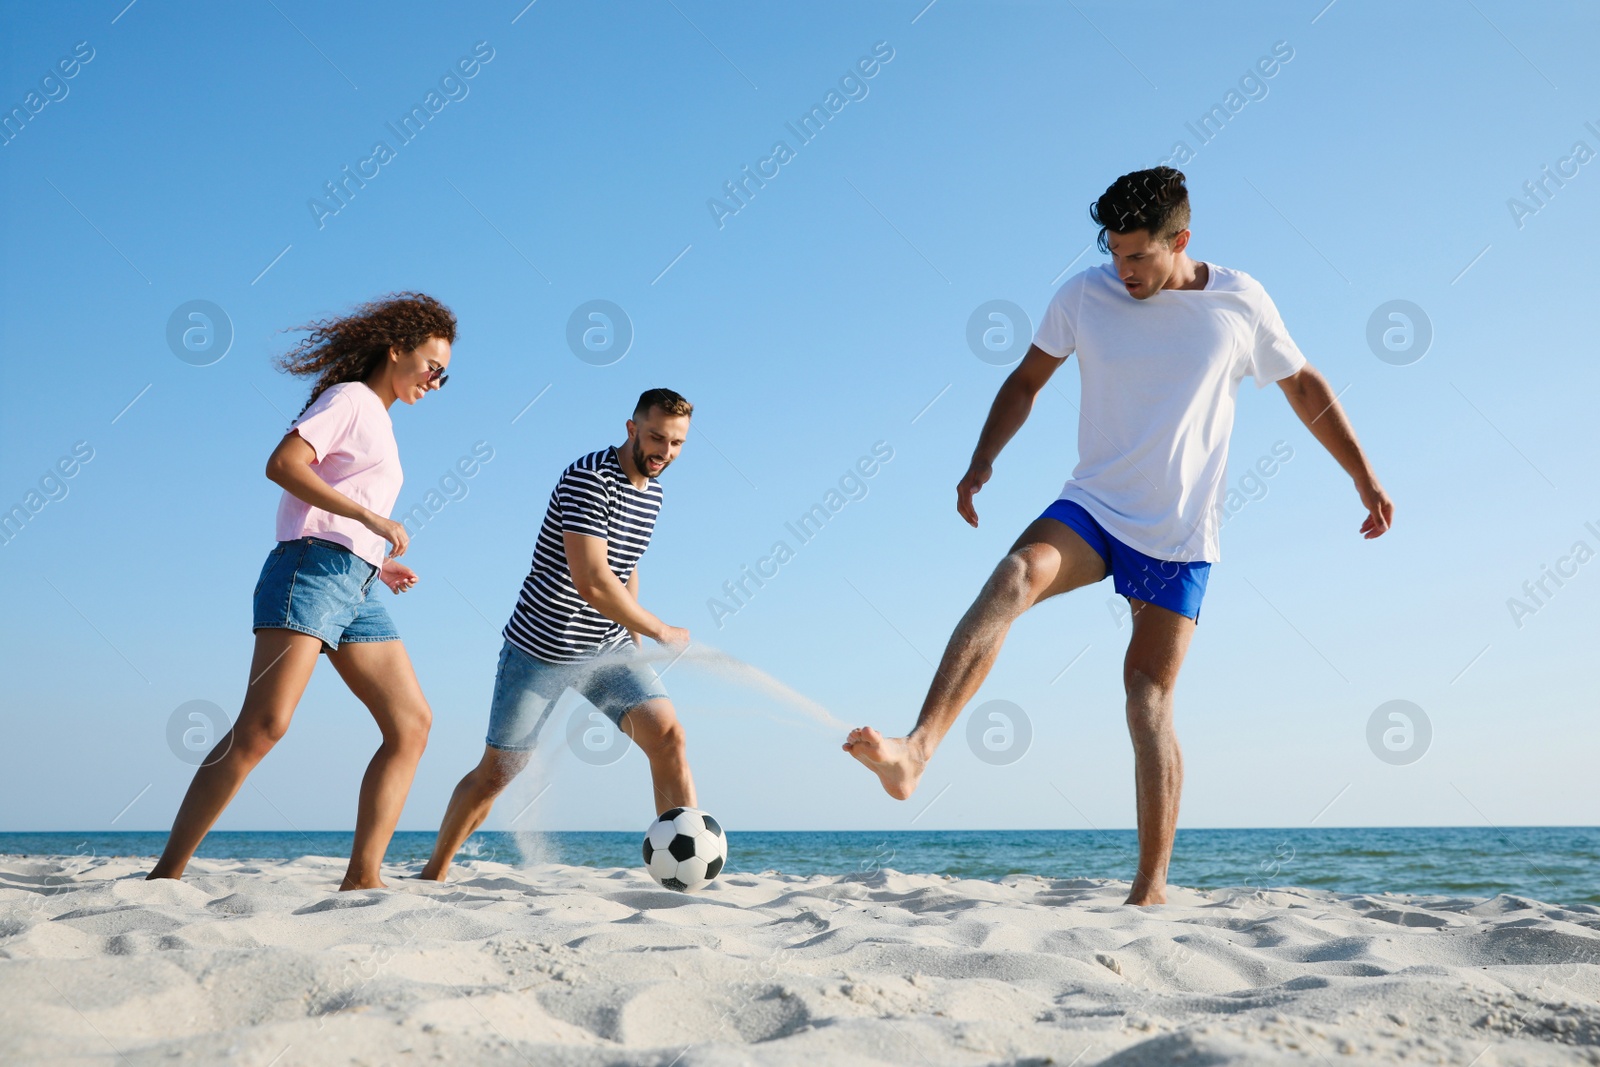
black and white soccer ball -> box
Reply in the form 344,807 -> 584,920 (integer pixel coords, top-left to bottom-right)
642,807 -> 727,892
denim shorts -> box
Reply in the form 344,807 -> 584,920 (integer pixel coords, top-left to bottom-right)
485,639 -> 670,752
252,537 -> 398,652
1041,498 -> 1212,622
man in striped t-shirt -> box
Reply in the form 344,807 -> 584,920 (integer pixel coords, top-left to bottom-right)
422,389 -> 695,881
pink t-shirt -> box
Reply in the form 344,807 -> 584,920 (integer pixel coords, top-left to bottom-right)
274,382 -> 403,569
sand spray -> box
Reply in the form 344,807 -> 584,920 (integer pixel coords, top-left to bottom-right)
508,642 -> 847,867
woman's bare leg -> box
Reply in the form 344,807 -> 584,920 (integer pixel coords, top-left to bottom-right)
326,639 -> 433,890
147,629 -> 324,880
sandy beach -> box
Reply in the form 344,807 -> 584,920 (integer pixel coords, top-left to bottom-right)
2,855 -> 1598,1065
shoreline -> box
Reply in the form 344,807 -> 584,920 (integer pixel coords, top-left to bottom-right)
4,825 -> 1597,909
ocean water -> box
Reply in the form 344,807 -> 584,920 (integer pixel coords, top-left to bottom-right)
3,827 -> 1596,906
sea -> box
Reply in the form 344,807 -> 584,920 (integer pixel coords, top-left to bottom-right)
2,827 -> 1596,906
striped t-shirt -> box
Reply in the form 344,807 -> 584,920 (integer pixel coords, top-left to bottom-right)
503,446 -> 664,664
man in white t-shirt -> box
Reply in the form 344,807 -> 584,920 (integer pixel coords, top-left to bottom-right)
844,167 -> 1393,905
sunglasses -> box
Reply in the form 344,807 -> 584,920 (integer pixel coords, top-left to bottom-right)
426,361 -> 450,389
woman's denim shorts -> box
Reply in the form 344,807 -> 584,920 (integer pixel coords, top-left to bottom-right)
252,536 -> 398,652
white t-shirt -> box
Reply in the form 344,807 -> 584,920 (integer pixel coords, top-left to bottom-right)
274,381 -> 403,569
1032,262 -> 1306,563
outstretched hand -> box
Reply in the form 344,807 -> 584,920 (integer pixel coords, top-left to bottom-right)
380,559 -> 419,594
956,459 -> 993,528
1358,480 -> 1394,539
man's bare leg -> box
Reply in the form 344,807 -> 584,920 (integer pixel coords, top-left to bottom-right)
419,745 -> 531,882
619,698 -> 696,815
843,519 -> 1107,799
1121,598 -> 1195,906
420,700 -> 693,882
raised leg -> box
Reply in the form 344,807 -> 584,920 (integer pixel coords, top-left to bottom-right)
419,744 -> 531,882
147,629 -> 324,880
620,698 -> 696,815
325,639 -> 433,890
843,518 -> 1107,799
1121,599 -> 1195,906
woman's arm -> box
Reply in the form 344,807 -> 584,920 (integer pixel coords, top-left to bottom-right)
265,431 -> 410,557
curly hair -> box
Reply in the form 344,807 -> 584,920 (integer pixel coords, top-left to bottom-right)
1091,167 -> 1191,253
276,292 -> 457,416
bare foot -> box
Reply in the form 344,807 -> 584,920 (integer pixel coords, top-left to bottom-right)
1124,875 -> 1167,906
842,727 -> 926,800
339,877 -> 388,891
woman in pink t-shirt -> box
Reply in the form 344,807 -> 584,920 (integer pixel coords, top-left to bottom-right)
148,292 -> 454,891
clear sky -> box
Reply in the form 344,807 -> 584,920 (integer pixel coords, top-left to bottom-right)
2,0 -> 1596,840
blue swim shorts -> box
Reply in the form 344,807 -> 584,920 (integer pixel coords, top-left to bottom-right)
1040,499 -> 1212,622
485,639 -> 670,752
252,536 -> 398,652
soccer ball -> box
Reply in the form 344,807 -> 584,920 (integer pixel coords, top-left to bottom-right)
642,807 -> 727,892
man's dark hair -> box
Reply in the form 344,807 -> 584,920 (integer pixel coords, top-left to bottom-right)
1091,167 -> 1191,253
634,387 -> 693,421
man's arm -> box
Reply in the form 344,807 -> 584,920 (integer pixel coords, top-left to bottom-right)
957,345 -> 1065,527
564,532 -> 689,644
626,567 -> 642,646
1277,363 -> 1394,539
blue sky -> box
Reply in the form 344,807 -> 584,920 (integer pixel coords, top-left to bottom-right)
2,0 -> 1596,840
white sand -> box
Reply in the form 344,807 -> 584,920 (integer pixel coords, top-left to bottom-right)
3,855 -> 1598,1065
